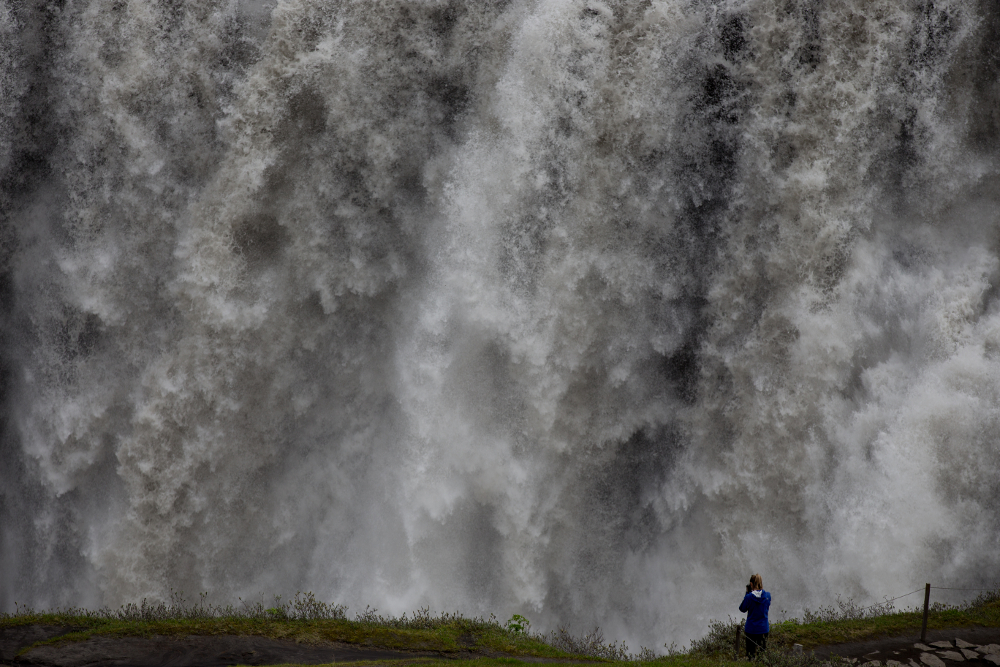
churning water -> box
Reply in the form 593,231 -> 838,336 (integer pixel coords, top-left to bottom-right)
2,0 -> 1000,646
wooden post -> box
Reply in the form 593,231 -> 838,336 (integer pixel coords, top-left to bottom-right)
920,583 -> 931,642
735,621 -> 742,660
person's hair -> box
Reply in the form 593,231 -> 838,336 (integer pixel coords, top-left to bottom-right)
750,573 -> 763,590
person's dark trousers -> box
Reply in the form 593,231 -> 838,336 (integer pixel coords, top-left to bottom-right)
745,632 -> 768,660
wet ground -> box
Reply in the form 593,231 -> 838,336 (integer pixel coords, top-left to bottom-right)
0,626 -> 446,666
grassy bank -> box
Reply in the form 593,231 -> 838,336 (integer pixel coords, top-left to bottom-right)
690,588 -> 1000,657
3,588 -> 999,666
772,604 -> 1000,649
0,595 -> 577,660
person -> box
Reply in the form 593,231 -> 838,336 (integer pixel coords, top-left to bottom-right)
739,573 -> 770,660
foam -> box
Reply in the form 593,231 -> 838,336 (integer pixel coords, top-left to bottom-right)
1,0 -> 999,648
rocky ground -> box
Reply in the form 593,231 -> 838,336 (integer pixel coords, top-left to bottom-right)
809,628 -> 1000,667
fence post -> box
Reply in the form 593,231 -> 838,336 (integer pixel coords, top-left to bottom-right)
735,620 -> 742,660
920,583 -> 931,642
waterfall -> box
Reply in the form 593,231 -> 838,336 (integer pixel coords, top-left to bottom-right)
2,0 -> 999,646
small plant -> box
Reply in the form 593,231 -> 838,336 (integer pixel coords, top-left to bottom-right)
689,616 -> 744,657
635,645 -> 657,661
505,613 -> 530,634
800,595 -> 898,623
543,625 -> 633,660
290,591 -> 347,620
264,594 -> 289,620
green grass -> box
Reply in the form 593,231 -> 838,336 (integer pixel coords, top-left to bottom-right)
4,588 -> 999,665
689,589 -> 1000,659
769,596 -> 1000,649
0,613 -> 580,660
0,592 -> 634,661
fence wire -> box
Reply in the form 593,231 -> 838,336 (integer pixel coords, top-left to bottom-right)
826,583 -> 998,616
846,588 -> 923,615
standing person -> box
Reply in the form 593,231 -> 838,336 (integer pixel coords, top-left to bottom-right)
740,573 -> 771,660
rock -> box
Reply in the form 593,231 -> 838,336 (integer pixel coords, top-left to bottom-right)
861,661 -> 880,667
908,660 -> 922,667
886,661 -> 903,667
986,656 -> 1000,667
982,645 -> 1000,655
955,640 -> 975,649
960,650 -> 979,660
920,653 -> 946,667
937,651 -> 965,662
931,642 -> 954,649
915,644 -> 935,651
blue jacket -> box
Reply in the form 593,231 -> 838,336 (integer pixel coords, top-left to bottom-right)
740,590 -> 771,634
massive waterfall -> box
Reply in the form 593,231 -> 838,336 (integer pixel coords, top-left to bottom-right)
2,0 -> 999,646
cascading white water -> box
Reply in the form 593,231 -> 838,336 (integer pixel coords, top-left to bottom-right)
2,0 -> 999,646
